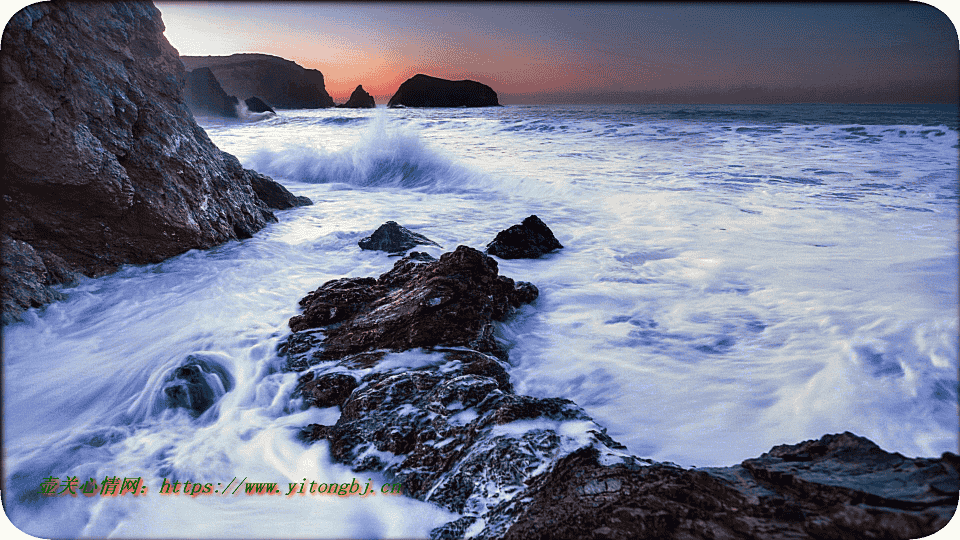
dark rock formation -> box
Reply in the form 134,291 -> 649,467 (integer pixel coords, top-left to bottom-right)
388,74 -> 499,108
294,372 -> 359,409
285,246 -> 537,361
358,221 -> 441,254
183,67 -> 239,117
281,245 -> 956,540
161,354 -> 234,417
249,174 -> 311,209
244,96 -> 275,114
181,54 -> 335,109
337,85 -> 375,108
502,433 -> 958,540
0,1 -> 311,323
486,215 -> 563,259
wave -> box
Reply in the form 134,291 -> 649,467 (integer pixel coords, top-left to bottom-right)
244,114 -> 488,192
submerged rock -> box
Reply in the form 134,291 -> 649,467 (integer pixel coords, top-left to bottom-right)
388,74 -> 499,108
184,67 -> 239,117
161,355 -> 234,417
181,53 -> 335,109
486,215 -> 563,259
337,85 -> 375,108
358,221 -> 441,254
0,1 -> 311,322
244,96 -> 275,114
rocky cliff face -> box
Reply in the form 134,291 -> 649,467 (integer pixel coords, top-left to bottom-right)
388,74 -> 499,108
183,67 -> 239,117
0,1 -> 310,323
181,54 -> 335,109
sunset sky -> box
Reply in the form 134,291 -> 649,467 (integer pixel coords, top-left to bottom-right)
2,2 -> 958,104
149,2 -> 958,105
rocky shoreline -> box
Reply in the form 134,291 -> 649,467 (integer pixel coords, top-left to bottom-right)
278,220 -> 957,539
1,2 -> 955,538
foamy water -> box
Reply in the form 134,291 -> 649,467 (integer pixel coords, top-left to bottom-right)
3,104 -> 957,537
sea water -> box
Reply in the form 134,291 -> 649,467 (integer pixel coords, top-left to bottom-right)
3,104 -> 958,537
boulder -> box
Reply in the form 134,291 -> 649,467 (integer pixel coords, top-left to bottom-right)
161,354 -> 234,417
244,96 -> 275,113
388,74 -> 499,108
0,1 -> 311,322
284,246 -> 538,361
249,174 -> 311,209
358,221 -> 441,253
183,67 -> 239,117
486,215 -> 563,259
337,85 -> 375,108
181,53 -> 335,109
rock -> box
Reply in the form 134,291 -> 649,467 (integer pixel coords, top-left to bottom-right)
0,1 -> 311,322
181,53 -> 335,109
337,85 -> 375,108
161,354 -> 234,417
244,96 -> 275,114
388,74 -> 499,108
500,433 -> 959,540
295,372 -> 359,409
358,221 -> 441,253
183,67 -> 239,117
249,173 -> 311,209
284,246 -> 539,361
486,215 -> 563,259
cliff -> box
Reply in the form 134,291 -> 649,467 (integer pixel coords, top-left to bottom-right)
0,1 -> 310,323
388,73 -> 499,108
183,67 -> 239,117
181,53 -> 335,109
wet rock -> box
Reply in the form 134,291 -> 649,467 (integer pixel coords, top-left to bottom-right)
184,67 -> 239,117
296,372 -> 359,408
358,221 -> 441,254
249,173 -> 312,209
337,85 -> 375,108
388,74 -> 499,108
244,96 -> 275,113
0,1 -> 311,322
498,434 -> 959,540
285,246 -> 538,361
486,215 -> 563,259
181,53 -> 335,109
299,348 -> 626,521
162,355 -> 234,417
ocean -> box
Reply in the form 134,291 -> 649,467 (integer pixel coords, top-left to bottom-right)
3,103 -> 958,538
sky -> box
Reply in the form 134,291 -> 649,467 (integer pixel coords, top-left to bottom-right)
1,2 -> 957,104
149,2 -> 958,105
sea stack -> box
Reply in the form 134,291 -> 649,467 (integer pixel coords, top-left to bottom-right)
388,74 -> 499,108
337,85 -> 376,108
0,1 -> 310,323
181,53 -> 335,109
